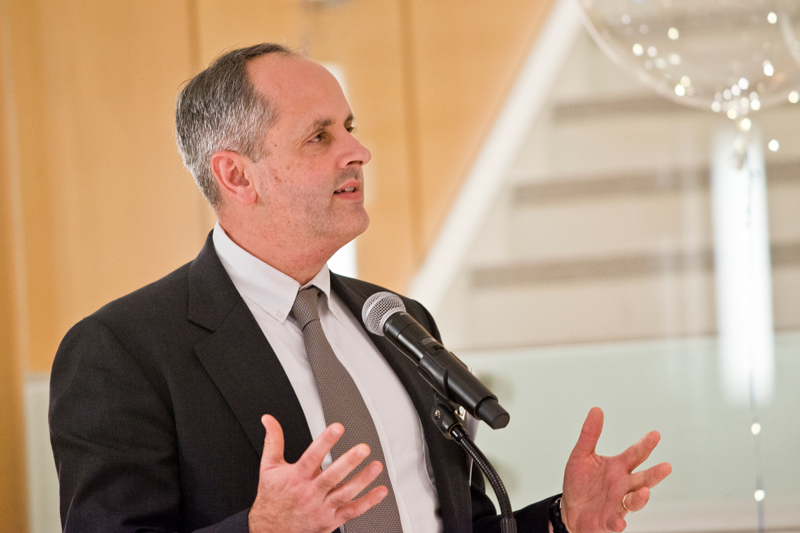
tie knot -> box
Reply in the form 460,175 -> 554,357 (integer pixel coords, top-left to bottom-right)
291,287 -> 321,329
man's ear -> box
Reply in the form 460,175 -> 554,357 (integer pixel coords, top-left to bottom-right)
210,150 -> 258,205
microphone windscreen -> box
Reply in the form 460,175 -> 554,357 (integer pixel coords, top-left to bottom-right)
362,291 -> 406,336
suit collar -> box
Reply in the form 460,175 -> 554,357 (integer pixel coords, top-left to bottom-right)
186,232 -> 241,331
186,233 -> 313,463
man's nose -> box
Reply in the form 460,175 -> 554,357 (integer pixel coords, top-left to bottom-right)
341,132 -> 372,167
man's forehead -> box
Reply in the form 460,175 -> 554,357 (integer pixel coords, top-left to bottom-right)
247,54 -> 352,130
247,54 -> 336,100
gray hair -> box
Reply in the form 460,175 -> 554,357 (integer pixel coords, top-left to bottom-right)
175,43 -> 295,209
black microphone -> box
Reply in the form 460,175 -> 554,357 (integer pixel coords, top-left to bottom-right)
362,292 -> 510,430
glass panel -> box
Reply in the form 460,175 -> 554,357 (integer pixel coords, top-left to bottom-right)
460,333 -> 800,531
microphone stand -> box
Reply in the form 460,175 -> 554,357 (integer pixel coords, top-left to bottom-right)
361,293 -> 516,530
432,402 -> 517,533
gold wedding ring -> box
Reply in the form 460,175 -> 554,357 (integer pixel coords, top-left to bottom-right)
622,494 -> 633,514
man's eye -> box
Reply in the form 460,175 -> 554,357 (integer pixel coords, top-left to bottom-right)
310,133 -> 324,143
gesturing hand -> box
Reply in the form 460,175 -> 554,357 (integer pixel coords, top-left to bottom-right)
561,408 -> 672,533
248,415 -> 388,533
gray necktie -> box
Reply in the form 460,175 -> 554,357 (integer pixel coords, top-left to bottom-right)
291,287 -> 403,533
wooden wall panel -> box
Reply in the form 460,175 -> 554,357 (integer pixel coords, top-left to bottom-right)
0,171 -> 28,531
8,0 -> 205,373
195,0 -> 304,66
408,0 -> 558,251
0,1 -> 29,528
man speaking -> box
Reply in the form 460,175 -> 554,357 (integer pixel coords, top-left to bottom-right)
49,43 -> 671,533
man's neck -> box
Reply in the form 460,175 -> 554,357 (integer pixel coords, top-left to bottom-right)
216,219 -> 333,286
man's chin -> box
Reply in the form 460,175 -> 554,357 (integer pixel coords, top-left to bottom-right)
342,215 -> 370,244
357,212 -> 370,235
343,209 -> 370,237
320,213 -> 369,248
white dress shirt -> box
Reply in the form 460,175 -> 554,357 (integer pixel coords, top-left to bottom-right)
213,224 -> 443,533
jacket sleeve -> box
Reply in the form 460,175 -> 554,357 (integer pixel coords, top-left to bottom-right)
472,493 -> 558,533
49,316 -> 251,533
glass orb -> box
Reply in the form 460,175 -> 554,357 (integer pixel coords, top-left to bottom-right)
578,0 -> 800,117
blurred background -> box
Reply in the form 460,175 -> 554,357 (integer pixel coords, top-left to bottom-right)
1,0 -> 798,531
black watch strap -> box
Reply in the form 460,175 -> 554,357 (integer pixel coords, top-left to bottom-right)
548,497 -> 570,533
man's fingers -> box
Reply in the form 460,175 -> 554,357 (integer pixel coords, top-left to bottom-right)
260,415 -> 286,467
295,423 -> 345,476
317,443 -> 371,492
326,460 -> 384,506
622,430 -> 661,471
571,407 -> 604,457
623,486 -> 651,513
630,461 -> 673,490
609,515 -> 628,533
334,485 -> 389,525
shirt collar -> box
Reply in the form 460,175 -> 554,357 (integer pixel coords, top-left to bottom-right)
212,222 -> 339,323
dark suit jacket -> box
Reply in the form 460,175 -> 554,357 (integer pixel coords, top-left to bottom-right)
50,234 -> 555,532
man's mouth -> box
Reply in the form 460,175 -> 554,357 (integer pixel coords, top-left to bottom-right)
334,171 -> 362,194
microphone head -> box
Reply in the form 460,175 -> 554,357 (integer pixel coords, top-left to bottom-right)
362,291 -> 407,336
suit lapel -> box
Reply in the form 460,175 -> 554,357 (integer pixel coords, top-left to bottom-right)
186,234 -> 313,463
331,275 -> 473,533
